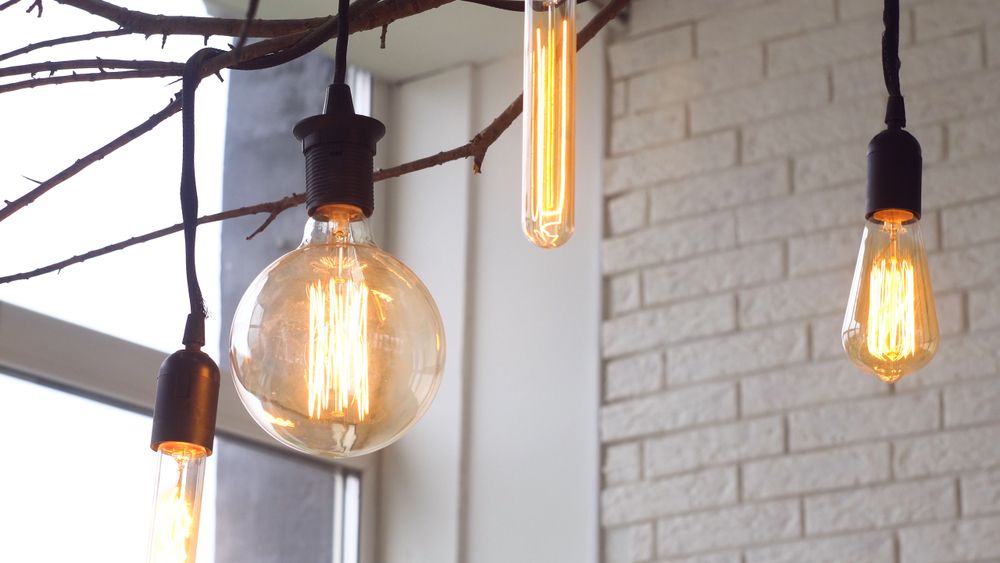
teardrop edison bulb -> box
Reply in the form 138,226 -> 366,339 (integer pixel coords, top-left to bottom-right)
842,209 -> 938,383
230,204 -> 445,457
522,0 -> 576,248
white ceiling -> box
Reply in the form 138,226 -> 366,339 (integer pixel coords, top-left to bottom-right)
206,0 -> 527,82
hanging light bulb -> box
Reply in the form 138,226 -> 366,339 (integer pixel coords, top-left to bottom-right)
148,443 -> 208,563
522,0 -> 576,248
230,83 -> 446,458
148,347 -> 220,563
842,0 -> 937,383
146,47 -> 222,563
843,207 -> 938,382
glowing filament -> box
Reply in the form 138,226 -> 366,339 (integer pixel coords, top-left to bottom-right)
148,443 -> 204,563
150,478 -> 194,562
526,16 -> 574,247
307,253 -> 370,421
865,223 -> 916,362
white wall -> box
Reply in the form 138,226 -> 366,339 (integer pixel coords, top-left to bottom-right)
601,1 -> 1000,561
375,33 -> 605,563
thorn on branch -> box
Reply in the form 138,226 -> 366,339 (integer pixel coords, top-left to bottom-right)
160,34 -> 167,48
21,175 -> 42,184
246,211 -> 279,240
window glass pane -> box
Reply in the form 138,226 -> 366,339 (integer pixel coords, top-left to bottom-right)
214,437 -> 357,563
0,370 -> 217,562
0,370 -> 359,563
0,0 -> 226,354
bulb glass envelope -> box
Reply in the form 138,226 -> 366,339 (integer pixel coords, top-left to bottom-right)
230,206 -> 446,458
522,0 -> 576,248
147,441 -> 207,563
842,209 -> 938,382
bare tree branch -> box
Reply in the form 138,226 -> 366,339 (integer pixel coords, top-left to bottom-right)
0,68 -> 183,93
0,96 -> 181,223
0,58 -> 183,78
0,29 -> 129,63
53,0 -> 455,39
0,0 -> 390,224
0,0 -> 24,10
0,193 -> 305,284
0,0 -> 628,285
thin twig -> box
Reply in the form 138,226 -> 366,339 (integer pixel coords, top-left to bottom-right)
0,194 -> 305,284
0,96 -> 182,223
54,0 -> 453,38
0,0 -> 629,285
0,68 -> 181,93
0,58 -> 183,79
0,29 -> 129,63
0,0 -> 24,10
26,0 -> 41,16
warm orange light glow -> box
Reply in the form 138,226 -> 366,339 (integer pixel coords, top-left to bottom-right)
842,210 -> 938,383
148,442 -> 206,563
307,248 -> 370,422
866,244 -> 916,362
524,11 -> 575,248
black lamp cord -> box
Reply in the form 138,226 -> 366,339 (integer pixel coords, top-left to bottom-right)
333,0 -> 350,86
882,0 -> 906,129
176,1 -> 353,348
179,47 -> 224,349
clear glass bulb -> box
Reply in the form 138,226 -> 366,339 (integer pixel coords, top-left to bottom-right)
230,204 -> 446,458
522,0 -> 576,248
842,209 -> 939,382
147,441 -> 207,563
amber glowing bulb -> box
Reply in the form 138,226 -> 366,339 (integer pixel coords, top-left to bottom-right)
147,348 -> 219,563
522,0 -> 576,248
231,80 -> 446,458
842,209 -> 938,382
842,0 -> 939,382
147,442 -> 207,563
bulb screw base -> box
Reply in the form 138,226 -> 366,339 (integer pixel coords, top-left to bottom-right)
150,348 -> 221,453
294,84 -> 386,218
866,126 -> 922,220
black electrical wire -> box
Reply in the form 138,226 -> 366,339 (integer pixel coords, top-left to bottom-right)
179,47 -> 223,348
174,0 -> 369,347
333,0 -> 350,85
881,0 -> 906,128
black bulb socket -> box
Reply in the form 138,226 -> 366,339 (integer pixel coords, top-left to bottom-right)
150,348 -> 221,453
866,126 -> 922,221
294,84 -> 386,218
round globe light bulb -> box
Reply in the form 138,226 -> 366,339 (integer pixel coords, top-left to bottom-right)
230,204 -> 445,458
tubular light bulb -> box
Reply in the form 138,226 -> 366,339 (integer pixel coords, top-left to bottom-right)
147,442 -> 207,563
522,0 -> 576,248
230,204 -> 445,457
842,209 -> 938,382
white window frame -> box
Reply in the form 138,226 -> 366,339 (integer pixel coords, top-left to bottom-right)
0,300 -> 378,563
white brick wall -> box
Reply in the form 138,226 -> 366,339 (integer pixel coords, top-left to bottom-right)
600,1 -> 1000,561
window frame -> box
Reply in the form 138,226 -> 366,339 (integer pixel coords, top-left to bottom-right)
0,300 -> 378,563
